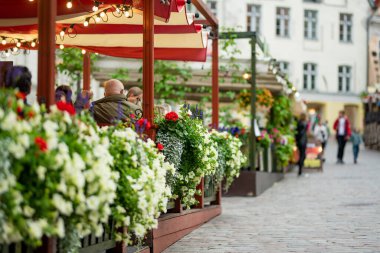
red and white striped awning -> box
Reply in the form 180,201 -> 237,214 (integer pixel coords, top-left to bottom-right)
0,0 -> 208,61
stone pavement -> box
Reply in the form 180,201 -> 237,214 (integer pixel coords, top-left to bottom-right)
164,142 -> 380,253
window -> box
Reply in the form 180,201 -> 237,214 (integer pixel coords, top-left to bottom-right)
304,10 -> 318,40
303,63 -> 317,90
278,61 -> 290,76
338,66 -> 352,92
207,1 -> 217,17
247,5 -> 261,33
276,7 -> 290,37
339,13 -> 353,42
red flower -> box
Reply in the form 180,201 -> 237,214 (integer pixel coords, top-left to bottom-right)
16,92 -> 26,100
27,111 -> 35,118
130,113 -> 136,119
17,106 -> 23,114
137,118 -> 144,127
56,101 -> 76,116
146,121 -> 151,130
137,118 -> 152,131
157,143 -> 164,151
165,112 -> 179,122
34,137 -> 48,152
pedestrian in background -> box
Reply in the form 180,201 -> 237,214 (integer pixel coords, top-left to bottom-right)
351,128 -> 363,164
314,120 -> 329,153
296,113 -> 308,176
333,111 -> 351,164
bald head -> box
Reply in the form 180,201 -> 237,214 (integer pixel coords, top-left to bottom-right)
104,79 -> 124,97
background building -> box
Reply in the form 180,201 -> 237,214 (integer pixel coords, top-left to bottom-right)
205,0 -> 369,130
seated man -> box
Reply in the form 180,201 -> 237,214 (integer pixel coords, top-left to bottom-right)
126,86 -> 143,107
92,79 -> 141,125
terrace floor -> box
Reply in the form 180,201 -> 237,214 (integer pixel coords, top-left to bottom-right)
164,141 -> 380,253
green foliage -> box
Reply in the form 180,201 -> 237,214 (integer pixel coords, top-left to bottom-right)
111,68 -> 129,81
57,48 -> 98,82
210,130 -> 246,190
219,27 -> 247,85
156,108 -> 218,208
138,61 -> 192,103
267,95 -> 296,168
268,95 -> 295,134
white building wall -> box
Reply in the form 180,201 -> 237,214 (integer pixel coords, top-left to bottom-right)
209,0 -> 368,97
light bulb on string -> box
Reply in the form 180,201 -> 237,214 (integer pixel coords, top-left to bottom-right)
66,0 -> 72,9
100,11 -> 106,17
125,11 -> 130,18
92,1 -> 99,12
84,18 -> 90,27
12,47 -> 18,53
60,29 -> 65,37
81,49 -> 86,54
95,15 -> 101,22
59,44 -> 65,50
1,38 -> 6,45
5,51 -> 10,57
31,41 -> 36,47
16,42 -> 21,47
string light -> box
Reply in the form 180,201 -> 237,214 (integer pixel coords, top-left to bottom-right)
66,0 -> 72,9
16,41 -> 21,47
59,44 -> 65,49
1,38 -> 6,45
81,49 -> 86,54
84,18 -> 90,27
100,11 -> 106,17
60,28 -> 66,37
92,1 -> 99,12
95,15 -> 101,22
31,41 -> 36,47
5,51 -> 10,57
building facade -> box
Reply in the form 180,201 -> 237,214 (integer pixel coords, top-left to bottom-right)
205,0 -> 369,130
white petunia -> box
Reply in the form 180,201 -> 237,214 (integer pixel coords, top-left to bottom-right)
36,166 -> 46,180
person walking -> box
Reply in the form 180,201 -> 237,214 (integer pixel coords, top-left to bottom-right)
333,111 -> 351,164
351,128 -> 363,164
314,120 -> 329,152
296,113 -> 308,176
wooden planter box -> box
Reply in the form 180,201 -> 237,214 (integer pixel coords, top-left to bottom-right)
223,148 -> 283,197
149,177 -> 222,253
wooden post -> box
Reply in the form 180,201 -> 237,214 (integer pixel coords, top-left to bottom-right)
212,35 -> 219,129
34,237 -> 55,253
195,177 -> 205,209
37,0 -> 56,108
211,183 -> 222,206
83,52 -> 91,90
143,0 -> 155,136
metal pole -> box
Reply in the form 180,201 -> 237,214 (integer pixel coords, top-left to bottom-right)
250,34 -> 257,170
37,0 -> 56,108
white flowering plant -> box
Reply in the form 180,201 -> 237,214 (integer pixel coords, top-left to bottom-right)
0,90 -> 118,252
210,130 -> 247,190
156,108 -> 218,208
102,126 -> 174,243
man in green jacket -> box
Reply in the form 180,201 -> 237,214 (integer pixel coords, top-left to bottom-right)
91,79 -> 141,125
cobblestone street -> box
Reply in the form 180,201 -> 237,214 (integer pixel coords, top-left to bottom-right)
164,142 -> 380,253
